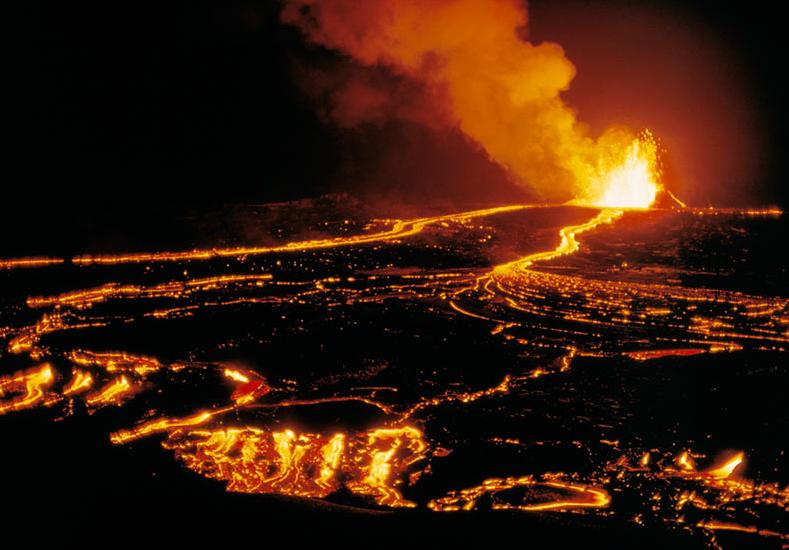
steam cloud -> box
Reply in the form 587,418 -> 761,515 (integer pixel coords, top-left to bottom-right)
282,0 -> 642,203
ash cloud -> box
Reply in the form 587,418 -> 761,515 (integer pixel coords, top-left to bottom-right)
281,0 -> 633,203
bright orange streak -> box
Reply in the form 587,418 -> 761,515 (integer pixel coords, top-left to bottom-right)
495,208 -> 623,273
666,189 -> 687,208
626,348 -> 708,361
28,275 -> 273,308
1,205 -> 779,279
0,364 -> 54,414
690,207 -> 782,217
0,257 -> 64,270
427,475 -> 611,512
85,376 -> 133,407
676,451 -> 697,471
318,433 -> 345,489
706,452 -> 744,479
69,350 -> 163,376
222,368 -> 270,405
400,375 -> 510,420
223,369 -> 250,383
110,409 -> 221,444
697,520 -> 788,541
515,481 -> 611,511
62,369 -> 94,396
68,205 -> 534,266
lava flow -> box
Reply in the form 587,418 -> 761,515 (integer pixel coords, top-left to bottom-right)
1,142 -> 787,546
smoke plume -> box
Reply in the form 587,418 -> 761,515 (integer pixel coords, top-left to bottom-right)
281,0 -> 643,203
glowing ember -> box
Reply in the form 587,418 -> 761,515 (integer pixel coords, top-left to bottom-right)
62,369 -> 94,396
85,376 -> 134,408
705,452 -> 744,479
160,425 -> 426,507
0,364 -> 54,415
428,475 -> 611,512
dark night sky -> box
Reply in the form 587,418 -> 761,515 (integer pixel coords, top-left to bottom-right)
5,0 -> 789,233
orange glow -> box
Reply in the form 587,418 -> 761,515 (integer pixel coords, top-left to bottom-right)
428,475 -> 611,512
223,368 -> 270,405
62,369 -> 94,396
571,132 -> 662,209
608,448 -> 789,544
347,426 -> 427,507
0,257 -> 64,270
85,376 -> 134,407
223,368 -> 250,383
697,520 -> 788,542
66,205 -> 530,266
27,275 -> 274,307
282,0 -> 667,205
69,350 -> 163,376
318,433 -> 346,489
110,410 -> 220,444
625,348 -> 708,361
0,199 -> 786,539
401,375 -> 510,420
159,425 -> 426,506
491,208 -> 623,276
530,2 -> 767,208
705,452 -> 744,479
0,364 -> 54,415
676,451 -> 697,472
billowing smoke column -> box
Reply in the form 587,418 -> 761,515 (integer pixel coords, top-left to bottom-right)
282,0 -> 661,207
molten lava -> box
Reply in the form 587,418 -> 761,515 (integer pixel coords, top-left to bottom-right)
159,425 -> 427,507
0,364 -> 54,415
0,201 -> 786,546
572,131 -> 662,209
